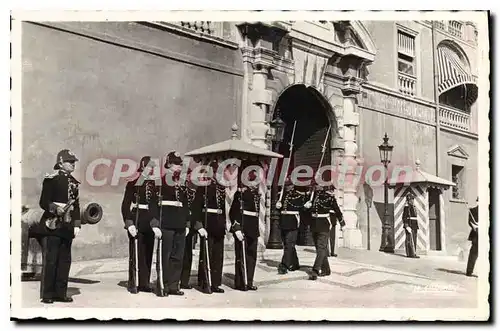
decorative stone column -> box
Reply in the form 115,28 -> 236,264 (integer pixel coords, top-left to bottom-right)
341,82 -> 363,249
249,47 -> 275,149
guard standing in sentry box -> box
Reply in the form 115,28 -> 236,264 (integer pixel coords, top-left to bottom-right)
229,168 -> 261,291
148,151 -> 190,296
193,160 -> 227,294
276,177 -> 306,274
121,156 -> 156,294
38,149 -> 81,304
403,192 -> 420,259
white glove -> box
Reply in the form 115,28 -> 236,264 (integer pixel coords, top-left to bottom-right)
56,206 -> 66,216
340,226 -> 346,232
185,228 -> 190,237
74,227 -> 80,237
127,225 -> 137,237
152,227 -> 162,239
198,228 -> 208,237
304,201 -> 312,209
235,230 -> 244,242
276,202 -> 282,209
406,227 -> 412,233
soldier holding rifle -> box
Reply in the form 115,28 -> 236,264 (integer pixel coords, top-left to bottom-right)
229,168 -> 261,291
38,149 -> 81,304
304,180 -> 343,280
121,156 -> 156,294
276,177 -> 305,274
180,169 -> 207,290
192,160 -> 227,294
148,151 -> 191,296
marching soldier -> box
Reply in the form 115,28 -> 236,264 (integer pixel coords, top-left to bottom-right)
466,197 -> 479,277
229,171 -> 261,291
121,156 -> 156,294
304,180 -> 343,280
276,177 -> 305,274
180,170 -> 205,290
38,149 -> 81,304
192,160 -> 227,293
326,184 -> 345,257
403,192 -> 419,258
148,151 -> 191,296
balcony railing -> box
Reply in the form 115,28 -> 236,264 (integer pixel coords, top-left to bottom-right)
439,105 -> 470,132
398,73 -> 417,96
431,20 -> 476,44
159,21 -> 224,38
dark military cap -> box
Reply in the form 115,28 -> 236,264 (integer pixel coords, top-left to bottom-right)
53,149 -> 79,170
165,150 -> 183,167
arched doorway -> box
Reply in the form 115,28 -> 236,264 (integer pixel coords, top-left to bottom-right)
270,84 -> 338,246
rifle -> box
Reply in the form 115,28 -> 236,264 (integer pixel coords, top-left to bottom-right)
154,180 -> 165,297
45,199 -> 76,230
130,192 -> 140,293
276,120 -> 297,209
308,125 -> 331,204
239,185 -> 248,289
202,184 -> 213,293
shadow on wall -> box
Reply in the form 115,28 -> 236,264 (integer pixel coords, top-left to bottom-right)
373,201 -> 395,239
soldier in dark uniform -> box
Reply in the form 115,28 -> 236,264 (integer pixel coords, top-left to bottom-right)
38,149 -> 81,304
403,192 -> 419,258
194,161 -> 227,293
304,180 -> 343,280
121,156 -> 156,294
466,197 -> 479,277
326,184 -> 345,257
180,170 -> 207,290
276,177 -> 305,274
148,151 -> 191,296
229,170 -> 261,291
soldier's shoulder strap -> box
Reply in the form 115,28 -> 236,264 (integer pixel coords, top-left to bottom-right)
69,174 -> 81,184
43,171 -> 59,179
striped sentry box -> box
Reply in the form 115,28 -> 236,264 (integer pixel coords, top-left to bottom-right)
393,185 -> 429,252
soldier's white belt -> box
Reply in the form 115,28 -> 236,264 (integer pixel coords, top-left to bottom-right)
203,208 -> 223,214
282,211 -> 301,226
243,210 -> 258,217
329,210 -> 337,214
131,203 -> 149,210
312,213 -> 332,230
161,200 -> 183,207
409,217 -> 417,220
281,211 -> 299,215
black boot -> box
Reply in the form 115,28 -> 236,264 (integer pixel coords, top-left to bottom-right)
278,264 -> 288,275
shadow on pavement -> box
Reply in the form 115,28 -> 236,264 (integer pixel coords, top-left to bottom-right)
117,280 -> 128,288
67,287 -> 81,298
21,274 -> 100,285
436,268 -> 476,277
69,277 -> 100,284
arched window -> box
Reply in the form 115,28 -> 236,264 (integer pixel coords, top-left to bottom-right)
436,41 -> 478,112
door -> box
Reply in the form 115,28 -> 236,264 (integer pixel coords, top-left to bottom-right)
428,188 -> 442,251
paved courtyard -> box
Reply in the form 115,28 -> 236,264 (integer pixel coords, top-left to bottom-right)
19,246 -> 479,312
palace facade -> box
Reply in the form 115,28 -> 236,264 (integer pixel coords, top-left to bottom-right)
20,19 -> 481,260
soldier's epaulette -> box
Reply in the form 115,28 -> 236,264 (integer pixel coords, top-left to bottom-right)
70,175 -> 81,184
44,171 -> 59,179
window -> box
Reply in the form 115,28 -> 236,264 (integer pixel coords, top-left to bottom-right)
397,30 -> 417,96
451,165 -> 465,199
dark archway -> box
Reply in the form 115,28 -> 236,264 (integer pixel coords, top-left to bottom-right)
269,84 -> 337,247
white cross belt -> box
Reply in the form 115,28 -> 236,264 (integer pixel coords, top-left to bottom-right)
161,200 -> 183,207
243,210 -> 258,217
